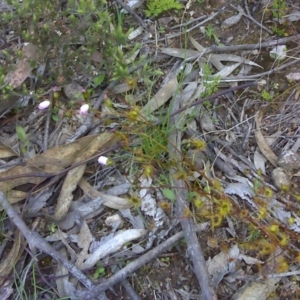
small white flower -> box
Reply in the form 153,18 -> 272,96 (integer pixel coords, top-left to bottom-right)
79,104 -> 89,115
55,30 -> 62,36
98,156 -> 108,165
38,100 -> 50,110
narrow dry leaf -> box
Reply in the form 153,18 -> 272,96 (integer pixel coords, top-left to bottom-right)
53,132 -> 118,221
212,54 -> 263,69
221,5 -> 244,28
55,249 -> 70,299
141,77 -> 178,115
56,197 -> 105,230
255,112 -> 278,167
120,208 -> 145,229
0,135 -> 97,205
54,164 -> 86,221
128,26 -> 143,40
76,221 -> 93,269
253,150 -> 266,174
0,230 -> 23,286
79,178 -> 132,210
190,36 -> 262,73
160,48 -> 201,59
82,229 -> 147,269
210,62 -> 241,78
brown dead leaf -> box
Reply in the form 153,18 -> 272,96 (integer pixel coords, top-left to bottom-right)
4,43 -> 38,89
0,135 -> 98,205
0,142 -> 17,159
0,230 -> 23,286
53,132 -> 120,221
255,112 -> 278,167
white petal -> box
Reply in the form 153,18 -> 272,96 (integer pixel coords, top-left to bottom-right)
38,100 -> 50,110
98,156 -> 108,165
79,104 -> 89,114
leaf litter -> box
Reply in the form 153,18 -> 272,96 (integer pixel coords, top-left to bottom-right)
1,0 -> 300,299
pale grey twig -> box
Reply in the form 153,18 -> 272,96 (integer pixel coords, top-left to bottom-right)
184,34 -> 300,63
0,191 -> 94,290
208,34 -> 300,53
43,106 -> 51,151
160,7 -> 225,41
114,0 -> 145,27
78,223 -> 209,299
168,92 -> 217,300
243,0 -> 273,34
170,14 -> 207,30
113,265 -> 141,300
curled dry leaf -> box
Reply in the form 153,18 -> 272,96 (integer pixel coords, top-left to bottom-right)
253,149 -> 266,174
221,5 -> 244,29
0,230 -> 23,286
208,244 -> 240,287
271,167 -> 291,190
82,229 -> 147,269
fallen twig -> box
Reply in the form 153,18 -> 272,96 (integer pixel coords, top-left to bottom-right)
0,191 -> 94,290
243,0 -> 273,34
168,91 -> 217,300
78,223 -> 209,299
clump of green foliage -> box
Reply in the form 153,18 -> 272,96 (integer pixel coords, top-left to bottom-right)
270,0 -> 287,36
0,0 -> 143,92
270,0 -> 287,19
145,0 -> 183,17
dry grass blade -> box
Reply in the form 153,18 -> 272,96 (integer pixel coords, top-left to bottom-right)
255,111 -> 278,167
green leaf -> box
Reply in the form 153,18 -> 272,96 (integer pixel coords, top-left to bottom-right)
162,188 -> 175,201
93,73 -> 105,87
52,114 -> 59,122
16,125 -> 28,143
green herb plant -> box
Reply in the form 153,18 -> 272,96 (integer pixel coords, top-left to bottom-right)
145,0 -> 183,17
204,24 -> 219,44
16,125 -> 29,154
270,0 -> 287,36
